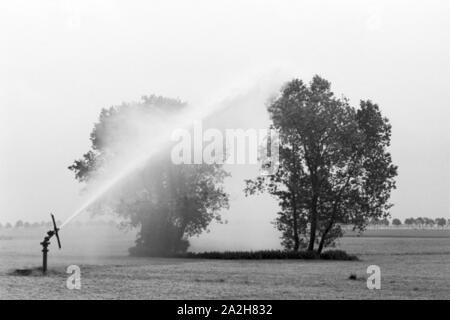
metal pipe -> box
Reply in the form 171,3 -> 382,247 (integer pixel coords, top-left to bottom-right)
40,231 -> 54,274
40,214 -> 62,274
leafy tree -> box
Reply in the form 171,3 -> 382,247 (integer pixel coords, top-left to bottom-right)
435,218 -> 446,228
69,95 -> 229,256
424,217 -> 434,228
245,76 -> 397,253
15,220 -> 24,228
369,218 -> 380,227
5,222 -> 12,229
392,218 -> 401,226
404,217 -> 415,227
415,217 -> 424,228
23,222 -> 31,228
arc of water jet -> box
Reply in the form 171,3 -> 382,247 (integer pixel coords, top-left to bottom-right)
59,103 -> 222,229
60,154 -> 151,228
59,75 -> 283,229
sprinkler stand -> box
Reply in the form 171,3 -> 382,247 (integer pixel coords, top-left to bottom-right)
40,230 -> 55,273
40,213 -> 62,274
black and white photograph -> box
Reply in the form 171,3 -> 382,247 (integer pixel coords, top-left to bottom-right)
0,0 -> 449,306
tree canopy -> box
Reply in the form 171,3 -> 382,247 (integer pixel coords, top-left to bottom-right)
245,76 -> 398,253
69,95 -> 229,256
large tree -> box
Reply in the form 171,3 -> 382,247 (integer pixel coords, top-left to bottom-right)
245,76 -> 397,253
69,95 -> 229,256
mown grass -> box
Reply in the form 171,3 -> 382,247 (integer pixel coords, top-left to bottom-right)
1,227 -> 449,299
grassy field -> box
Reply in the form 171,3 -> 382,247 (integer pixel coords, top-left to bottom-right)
0,225 -> 449,299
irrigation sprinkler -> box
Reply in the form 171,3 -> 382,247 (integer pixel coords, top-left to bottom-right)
40,213 -> 61,273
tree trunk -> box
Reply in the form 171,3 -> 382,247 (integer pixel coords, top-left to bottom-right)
174,218 -> 188,253
290,144 -> 300,252
316,175 -> 349,253
293,208 -> 300,251
292,192 -> 300,251
307,194 -> 318,252
317,219 -> 333,254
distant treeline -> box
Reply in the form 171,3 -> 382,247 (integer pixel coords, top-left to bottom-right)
364,217 -> 449,228
1,217 -> 447,230
0,219 -> 118,229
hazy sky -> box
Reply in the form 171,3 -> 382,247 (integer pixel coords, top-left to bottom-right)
1,0 -> 449,234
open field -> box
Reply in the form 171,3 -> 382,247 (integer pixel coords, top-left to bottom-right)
1,226 -> 449,299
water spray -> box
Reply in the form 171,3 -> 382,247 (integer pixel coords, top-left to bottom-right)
40,213 -> 61,273
58,73 -> 283,230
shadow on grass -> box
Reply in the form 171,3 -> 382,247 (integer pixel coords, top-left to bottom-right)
8,267 -> 65,277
